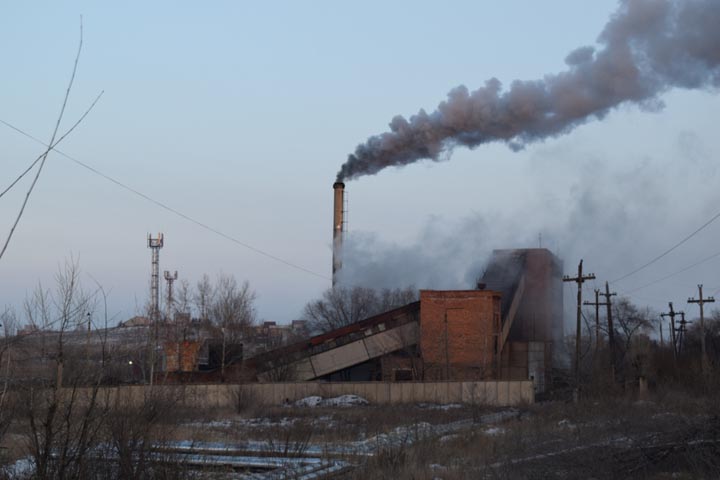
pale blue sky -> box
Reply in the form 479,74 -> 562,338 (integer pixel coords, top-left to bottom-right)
2,1 -> 720,326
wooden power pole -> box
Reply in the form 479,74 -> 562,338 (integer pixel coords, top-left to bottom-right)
564,260 -> 595,395
675,311 -> 691,355
660,302 -> 680,364
600,282 -> 617,380
584,289 -> 607,351
688,284 -> 715,377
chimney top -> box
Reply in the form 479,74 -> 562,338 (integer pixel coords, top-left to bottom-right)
333,181 -> 345,189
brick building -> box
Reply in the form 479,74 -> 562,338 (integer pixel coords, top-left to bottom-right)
420,290 -> 501,380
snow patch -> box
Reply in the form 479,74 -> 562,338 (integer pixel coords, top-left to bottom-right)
294,395 -> 369,408
237,417 -> 297,428
321,395 -> 369,407
557,419 -> 576,429
483,426 -> 505,436
294,396 -> 323,407
3,457 -> 33,478
418,403 -> 463,410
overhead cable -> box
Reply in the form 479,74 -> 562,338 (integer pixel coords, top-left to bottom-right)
0,120 -> 331,281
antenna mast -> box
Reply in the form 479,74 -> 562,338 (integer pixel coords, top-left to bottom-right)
147,233 -> 164,324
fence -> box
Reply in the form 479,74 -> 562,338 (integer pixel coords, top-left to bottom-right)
74,380 -> 533,408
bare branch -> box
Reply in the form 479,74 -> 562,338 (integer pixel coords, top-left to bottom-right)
0,20 -> 88,261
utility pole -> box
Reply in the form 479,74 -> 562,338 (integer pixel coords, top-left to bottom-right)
563,259 -> 595,396
600,282 -> 617,380
660,302 -> 680,363
583,289 -> 607,351
165,270 -> 180,373
688,284 -> 714,377
85,312 -> 92,363
675,311 -> 691,355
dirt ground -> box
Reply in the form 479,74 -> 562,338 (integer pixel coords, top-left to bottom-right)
166,390 -> 720,479
3,390 -> 720,479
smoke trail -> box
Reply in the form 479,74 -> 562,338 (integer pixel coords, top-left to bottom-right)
337,0 -> 720,182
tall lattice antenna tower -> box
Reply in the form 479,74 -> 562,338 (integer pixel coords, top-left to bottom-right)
164,270 -> 178,321
147,233 -> 164,324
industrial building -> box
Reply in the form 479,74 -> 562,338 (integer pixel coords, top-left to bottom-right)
251,248 -> 563,392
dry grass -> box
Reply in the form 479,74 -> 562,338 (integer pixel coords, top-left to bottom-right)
346,392 -> 720,479
4,386 -> 720,479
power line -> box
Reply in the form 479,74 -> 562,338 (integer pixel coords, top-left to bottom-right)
610,208 -> 720,284
0,121 -> 331,282
620,249 -> 720,295
0,92 -> 103,201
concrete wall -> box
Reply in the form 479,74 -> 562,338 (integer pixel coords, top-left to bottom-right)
72,381 -> 533,409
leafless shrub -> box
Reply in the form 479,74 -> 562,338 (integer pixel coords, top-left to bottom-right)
263,361 -> 297,382
234,386 -> 263,415
263,419 -> 316,459
103,388 -> 185,480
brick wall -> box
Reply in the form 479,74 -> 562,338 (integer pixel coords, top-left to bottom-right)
420,290 -> 501,380
164,341 -> 201,372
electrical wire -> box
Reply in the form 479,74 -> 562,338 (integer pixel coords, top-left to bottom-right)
0,92 -> 102,201
610,207 -> 720,285
0,121 -> 331,282
619,249 -> 720,295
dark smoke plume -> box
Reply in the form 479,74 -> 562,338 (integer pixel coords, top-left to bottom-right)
337,0 -> 720,182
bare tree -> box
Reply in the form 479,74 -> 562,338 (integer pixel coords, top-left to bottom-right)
194,274 -> 214,323
175,279 -> 192,318
683,311 -> 720,371
21,259 -> 108,479
303,286 -> 417,333
210,274 -> 256,332
209,273 -> 256,381
611,297 -> 655,379
377,286 -> 418,314
0,307 -> 17,457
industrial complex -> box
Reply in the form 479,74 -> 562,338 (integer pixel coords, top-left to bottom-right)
142,183 -> 566,397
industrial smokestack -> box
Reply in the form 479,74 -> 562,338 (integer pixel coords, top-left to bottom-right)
332,181 -> 345,286
336,0 -> 720,182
